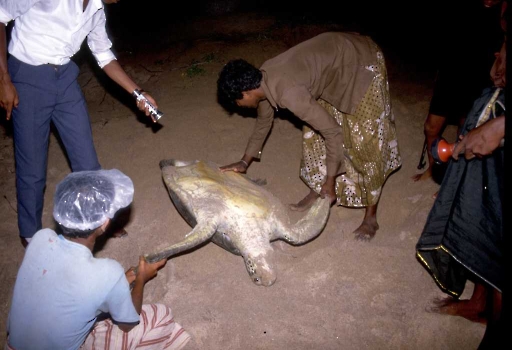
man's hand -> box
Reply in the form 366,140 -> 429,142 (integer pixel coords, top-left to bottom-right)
0,73 -> 18,120
135,91 -> 158,118
102,60 -> 159,122
134,255 -> 167,285
220,157 -> 252,173
452,116 -> 505,160
130,256 -> 166,315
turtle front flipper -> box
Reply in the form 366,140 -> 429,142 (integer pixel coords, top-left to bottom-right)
276,197 -> 330,245
144,220 -> 218,263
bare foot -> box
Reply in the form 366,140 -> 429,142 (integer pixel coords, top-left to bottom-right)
411,168 -> 432,182
289,190 -> 320,212
425,297 -> 487,324
353,218 -> 379,241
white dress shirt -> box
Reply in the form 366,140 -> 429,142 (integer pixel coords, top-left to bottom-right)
0,0 -> 116,68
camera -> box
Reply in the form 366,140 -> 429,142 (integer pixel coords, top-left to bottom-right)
132,89 -> 163,123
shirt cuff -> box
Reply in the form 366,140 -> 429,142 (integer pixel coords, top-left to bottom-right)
94,50 -> 116,69
244,146 -> 263,160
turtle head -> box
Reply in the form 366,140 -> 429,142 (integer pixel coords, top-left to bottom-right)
244,253 -> 276,287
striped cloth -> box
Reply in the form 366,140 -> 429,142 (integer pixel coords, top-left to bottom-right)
5,304 -> 190,350
81,304 -> 190,350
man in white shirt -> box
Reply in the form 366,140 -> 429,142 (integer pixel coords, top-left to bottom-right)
0,0 -> 159,247
6,169 -> 190,350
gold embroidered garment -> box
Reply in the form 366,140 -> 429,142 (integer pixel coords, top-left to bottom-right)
300,47 -> 401,207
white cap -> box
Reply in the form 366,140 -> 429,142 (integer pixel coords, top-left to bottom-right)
53,169 -> 134,231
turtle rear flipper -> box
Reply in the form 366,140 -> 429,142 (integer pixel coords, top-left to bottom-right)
144,220 -> 218,263
275,197 -> 330,245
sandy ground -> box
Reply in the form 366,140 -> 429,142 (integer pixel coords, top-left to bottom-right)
0,12 -> 486,350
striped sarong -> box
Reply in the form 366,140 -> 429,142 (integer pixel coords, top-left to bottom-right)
81,304 -> 190,350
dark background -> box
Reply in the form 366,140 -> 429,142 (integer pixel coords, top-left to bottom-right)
102,0 -> 504,69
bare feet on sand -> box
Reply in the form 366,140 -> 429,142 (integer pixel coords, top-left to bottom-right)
425,296 -> 487,324
411,168 -> 432,182
289,189 -> 320,212
353,217 -> 379,241
353,205 -> 379,241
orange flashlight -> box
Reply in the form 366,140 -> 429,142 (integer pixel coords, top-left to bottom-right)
431,137 -> 456,164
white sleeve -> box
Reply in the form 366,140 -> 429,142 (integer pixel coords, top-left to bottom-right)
86,9 -> 116,68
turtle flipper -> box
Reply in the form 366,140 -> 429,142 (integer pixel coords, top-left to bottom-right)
276,197 -> 330,245
144,220 -> 217,263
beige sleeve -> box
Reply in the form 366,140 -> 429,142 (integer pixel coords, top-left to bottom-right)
244,100 -> 275,159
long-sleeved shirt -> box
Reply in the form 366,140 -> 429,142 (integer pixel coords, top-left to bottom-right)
245,32 -> 378,176
0,0 -> 115,68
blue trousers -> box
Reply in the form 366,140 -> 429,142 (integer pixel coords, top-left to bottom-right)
8,56 -> 101,238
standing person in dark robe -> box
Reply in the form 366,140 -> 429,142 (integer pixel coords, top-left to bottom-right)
416,39 -> 506,346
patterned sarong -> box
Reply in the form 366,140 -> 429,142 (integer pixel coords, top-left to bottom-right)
300,43 -> 401,207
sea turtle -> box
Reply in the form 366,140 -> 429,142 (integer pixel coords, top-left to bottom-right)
144,159 -> 331,286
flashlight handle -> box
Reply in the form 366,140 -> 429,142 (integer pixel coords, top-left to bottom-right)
132,89 -> 163,122
432,137 -> 505,164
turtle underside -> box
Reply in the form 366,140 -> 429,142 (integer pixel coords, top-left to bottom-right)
144,159 -> 331,286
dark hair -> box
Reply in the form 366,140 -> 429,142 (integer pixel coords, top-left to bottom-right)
217,59 -> 262,105
57,225 -> 100,239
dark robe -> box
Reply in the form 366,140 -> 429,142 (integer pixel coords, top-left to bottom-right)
416,87 -> 505,297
